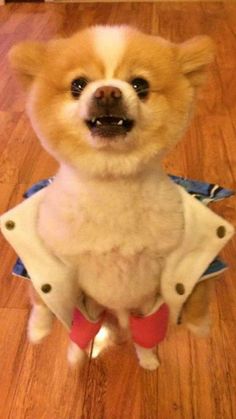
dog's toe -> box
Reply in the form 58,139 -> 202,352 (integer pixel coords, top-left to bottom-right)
135,345 -> 160,371
139,353 -> 160,371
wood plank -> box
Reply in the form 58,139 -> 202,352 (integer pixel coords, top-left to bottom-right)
83,344 -> 142,419
0,308 -> 89,419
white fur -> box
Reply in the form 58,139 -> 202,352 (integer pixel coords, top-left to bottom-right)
38,163 -> 184,315
93,26 -> 126,78
135,345 -> 160,370
28,304 -> 54,343
92,326 -> 112,358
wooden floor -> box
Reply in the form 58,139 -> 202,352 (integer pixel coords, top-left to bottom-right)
0,2 -> 236,418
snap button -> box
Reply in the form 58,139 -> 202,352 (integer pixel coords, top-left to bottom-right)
5,220 -> 15,230
41,284 -> 52,293
217,225 -> 226,239
175,283 -> 185,295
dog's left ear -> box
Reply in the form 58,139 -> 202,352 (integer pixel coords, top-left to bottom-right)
8,41 -> 47,89
178,36 -> 215,86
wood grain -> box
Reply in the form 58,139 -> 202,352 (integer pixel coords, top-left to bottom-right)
0,3 -> 236,419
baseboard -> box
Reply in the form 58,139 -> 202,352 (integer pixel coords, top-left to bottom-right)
45,0 -> 221,2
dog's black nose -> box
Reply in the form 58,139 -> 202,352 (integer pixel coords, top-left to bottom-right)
94,86 -> 122,107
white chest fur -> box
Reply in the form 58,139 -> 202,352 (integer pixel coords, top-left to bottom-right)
37,164 -> 184,308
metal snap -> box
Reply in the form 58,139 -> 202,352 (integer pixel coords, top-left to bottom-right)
41,284 -> 52,293
175,283 -> 185,295
217,225 -> 226,239
5,220 -> 15,230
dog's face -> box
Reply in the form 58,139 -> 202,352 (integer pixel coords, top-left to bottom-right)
10,26 -> 214,176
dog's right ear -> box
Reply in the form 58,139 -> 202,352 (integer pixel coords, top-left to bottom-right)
178,36 -> 215,87
8,41 -> 47,89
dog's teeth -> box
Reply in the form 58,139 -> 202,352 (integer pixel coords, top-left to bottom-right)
96,120 -> 102,126
117,120 -> 123,125
91,118 -> 96,123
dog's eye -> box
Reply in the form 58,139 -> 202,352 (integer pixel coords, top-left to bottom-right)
130,78 -> 149,99
71,78 -> 88,98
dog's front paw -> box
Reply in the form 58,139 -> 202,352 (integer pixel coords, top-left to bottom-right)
135,345 -> 160,371
27,305 -> 54,344
67,341 -> 87,366
139,353 -> 160,371
28,324 -> 52,344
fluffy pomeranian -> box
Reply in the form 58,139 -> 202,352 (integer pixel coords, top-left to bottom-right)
9,25 -> 215,370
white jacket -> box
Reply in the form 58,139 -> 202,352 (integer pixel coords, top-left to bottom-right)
0,185 -> 234,329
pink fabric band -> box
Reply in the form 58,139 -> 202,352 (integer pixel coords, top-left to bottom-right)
70,303 -> 169,350
130,303 -> 169,348
69,309 -> 104,349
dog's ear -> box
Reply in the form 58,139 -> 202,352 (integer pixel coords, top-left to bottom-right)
178,36 -> 215,86
8,41 -> 47,89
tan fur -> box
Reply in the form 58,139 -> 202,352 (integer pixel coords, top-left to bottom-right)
9,26 -> 215,366
182,279 -> 214,335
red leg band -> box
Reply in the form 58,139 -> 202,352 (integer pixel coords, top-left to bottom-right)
130,303 -> 169,348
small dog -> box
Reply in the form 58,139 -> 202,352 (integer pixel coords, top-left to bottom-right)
9,26 -> 214,370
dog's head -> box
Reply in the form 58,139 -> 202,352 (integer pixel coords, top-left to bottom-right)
9,26 -> 214,176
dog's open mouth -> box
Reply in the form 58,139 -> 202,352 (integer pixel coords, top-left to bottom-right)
86,116 -> 134,138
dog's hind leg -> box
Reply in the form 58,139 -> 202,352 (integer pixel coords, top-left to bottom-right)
28,284 -> 54,344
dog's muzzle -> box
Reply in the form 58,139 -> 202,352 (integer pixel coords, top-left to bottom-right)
85,85 -> 135,138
